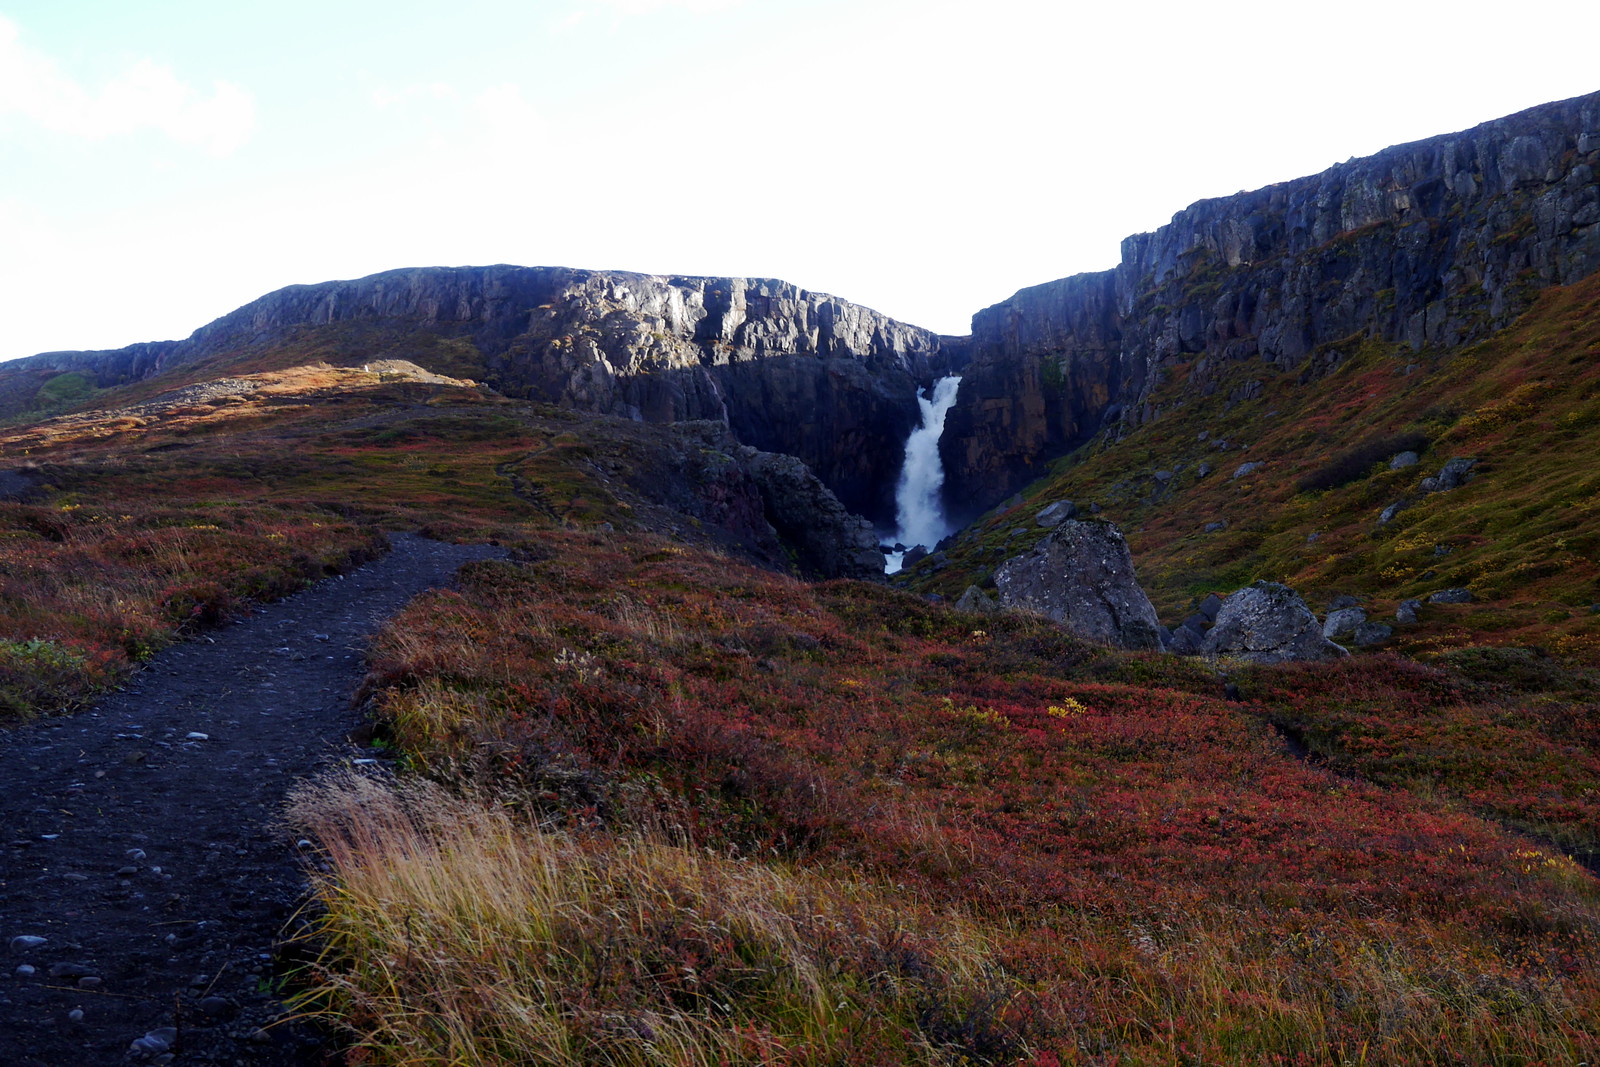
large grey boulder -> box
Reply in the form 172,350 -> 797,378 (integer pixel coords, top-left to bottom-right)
994,519 -> 1163,650
1202,581 -> 1349,663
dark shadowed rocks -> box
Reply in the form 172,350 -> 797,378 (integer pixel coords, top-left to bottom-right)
736,449 -> 885,581
1354,622 -> 1394,646
1202,581 -> 1349,663
1420,457 -> 1477,494
1427,587 -> 1475,604
994,519 -> 1163,650
0,470 -> 41,502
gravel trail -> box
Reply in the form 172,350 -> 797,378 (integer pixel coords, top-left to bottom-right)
0,533 -> 504,1065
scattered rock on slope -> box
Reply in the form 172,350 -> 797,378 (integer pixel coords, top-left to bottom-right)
1420,457 -> 1476,494
994,519 -> 1163,650
1323,606 -> 1367,641
1202,581 -> 1349,663
1035,500 -> 1077,527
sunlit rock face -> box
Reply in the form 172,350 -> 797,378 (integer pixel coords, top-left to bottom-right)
942,90 -> 1600,517
11,266 -> 960,524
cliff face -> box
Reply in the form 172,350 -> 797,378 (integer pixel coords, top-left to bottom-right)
944,90 -> 1600,511
11,266 -> 950,523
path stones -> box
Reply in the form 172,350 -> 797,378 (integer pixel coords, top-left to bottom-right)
129,1026 -> 178,1055
8,936 -> 46,952
0,532 -> 508,1066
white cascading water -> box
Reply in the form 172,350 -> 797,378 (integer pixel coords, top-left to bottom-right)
884,375 -> 962,574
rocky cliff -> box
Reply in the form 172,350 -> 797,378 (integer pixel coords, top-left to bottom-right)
7,267 -> 954,524
943,90 -> 1600,515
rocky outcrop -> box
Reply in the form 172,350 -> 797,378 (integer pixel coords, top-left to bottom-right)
7,267 -> 958,524
993,519 -> 1163,649
734,448 -> 885,581
944,91 -> 1600,513
1202,582 -> 1348,663
942,271 -> 1129,522
587,419 -> 885,581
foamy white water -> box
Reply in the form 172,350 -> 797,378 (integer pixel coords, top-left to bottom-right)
885,375 -> 961,574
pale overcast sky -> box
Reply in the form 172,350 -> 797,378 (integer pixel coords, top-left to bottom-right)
2,0 -> 1598,361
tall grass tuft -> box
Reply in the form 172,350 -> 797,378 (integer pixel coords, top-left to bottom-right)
288,773 -> 1037,1066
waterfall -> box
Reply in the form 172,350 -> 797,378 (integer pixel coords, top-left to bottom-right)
884,375 -> 961,574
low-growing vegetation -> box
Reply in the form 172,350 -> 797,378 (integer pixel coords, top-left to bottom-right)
292,526 -> 1600,1064
1,296 -> 1598,1063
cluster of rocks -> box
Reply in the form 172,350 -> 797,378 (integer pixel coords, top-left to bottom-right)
1379,456 -> 1477,525
1320,596 -> 1393,648
958,514 -> 1482,663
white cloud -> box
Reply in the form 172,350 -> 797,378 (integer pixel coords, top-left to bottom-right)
0,16 -> 255,156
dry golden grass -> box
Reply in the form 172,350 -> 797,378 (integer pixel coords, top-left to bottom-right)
288,773 -> 1030,1067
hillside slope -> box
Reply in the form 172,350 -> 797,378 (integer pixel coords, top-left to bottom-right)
914,270 -> 1600,663
0,346 -> 1595,1063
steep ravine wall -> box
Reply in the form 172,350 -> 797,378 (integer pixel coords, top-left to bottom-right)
943,90 -> 1600,516
8,267 -> 955,523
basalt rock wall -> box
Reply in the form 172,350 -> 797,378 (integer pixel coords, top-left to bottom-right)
943,90 -> 1600,513
11,266 -> 952,523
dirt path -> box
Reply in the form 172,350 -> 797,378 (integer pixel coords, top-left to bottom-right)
0,533 -> 504,1066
